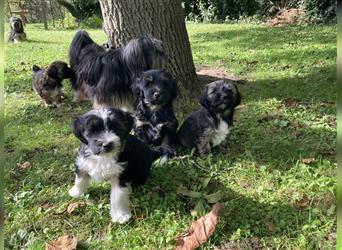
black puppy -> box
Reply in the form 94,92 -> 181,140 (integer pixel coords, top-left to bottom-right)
177,80 -> 241,156
69,108 -> 174,223
8,17 -> 26,43
32,61 -> 73,107
132,69 -> 178,146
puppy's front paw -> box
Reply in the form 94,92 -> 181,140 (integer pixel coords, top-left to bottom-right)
110,210 -> 132,224
68,186 -> 83,198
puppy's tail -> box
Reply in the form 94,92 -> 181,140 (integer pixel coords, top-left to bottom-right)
152,146 -> 175,165
69,30 -> 94,68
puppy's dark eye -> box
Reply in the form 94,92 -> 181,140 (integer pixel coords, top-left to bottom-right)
86,118 -> 104,131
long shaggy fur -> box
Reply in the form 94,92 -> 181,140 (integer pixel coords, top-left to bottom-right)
68,30 -> 166,110
8,17 -> 26,43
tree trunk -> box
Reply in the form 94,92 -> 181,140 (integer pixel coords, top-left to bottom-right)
99,0 -> 197,91
40,0 -> 48,30
49,0 -> 55,28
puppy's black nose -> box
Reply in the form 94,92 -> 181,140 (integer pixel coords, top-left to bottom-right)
153,92 -> 161,99
103,142 -> 113,152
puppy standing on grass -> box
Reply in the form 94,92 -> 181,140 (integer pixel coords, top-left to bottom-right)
133,69 -> 178,146
69,108 -> 174,223
32,61 -> 73,107
177,80 -> 241,156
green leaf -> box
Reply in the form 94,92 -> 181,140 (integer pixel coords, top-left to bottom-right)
204,191 -> 223,203
201,177 -> 212,189
190,200 -> 206,217
177,185 -> 202,198
327,204 -> 336,216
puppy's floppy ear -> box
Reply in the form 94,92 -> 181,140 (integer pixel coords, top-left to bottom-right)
47,65 -> 59,80
122,111 -> 134,134
60,63 -> 73,79
32,65 -> 41,72
62,66 -> 73,79
199,86 -> 210,109
132,76 -> 143,98
234,90 -> 241,107
71,116 -> 88,144
47,67 -> 58,78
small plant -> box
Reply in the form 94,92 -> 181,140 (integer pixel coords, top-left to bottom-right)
80,15 -> 103,29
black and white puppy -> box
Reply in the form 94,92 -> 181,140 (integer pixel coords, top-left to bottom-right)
32,61 -> 73,107
69,30 -> 166,110
8,17 -> 26,43
177,80 -> 241,156
69,108 -> 174,223
133,69 -> 178,146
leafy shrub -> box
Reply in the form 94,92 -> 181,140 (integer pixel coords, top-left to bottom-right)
182,0 -> 336,23
301,0 -> 336,23
63,11 -> 78,29
80,15 -> 103,28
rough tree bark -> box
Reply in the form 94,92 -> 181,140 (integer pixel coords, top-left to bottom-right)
99,0 -> 198,90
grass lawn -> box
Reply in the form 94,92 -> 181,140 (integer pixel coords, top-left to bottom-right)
4,23 -> 336,249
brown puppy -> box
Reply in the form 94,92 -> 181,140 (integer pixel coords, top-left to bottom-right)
32,61 -> 73,107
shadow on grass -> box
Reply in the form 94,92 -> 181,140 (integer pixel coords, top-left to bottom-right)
143,162 -> 309,246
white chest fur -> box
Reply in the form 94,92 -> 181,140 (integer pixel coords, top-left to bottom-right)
211,119 -> 229,147
77,154 -> 124,182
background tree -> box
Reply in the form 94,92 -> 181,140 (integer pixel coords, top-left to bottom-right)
99,0 -> 198,90
56,0 -> 101,23
40,0 -> 48,29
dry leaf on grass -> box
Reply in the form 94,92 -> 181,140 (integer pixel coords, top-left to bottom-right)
297,193 -> 309,208
16,161 -> 31,170
302,158 -> 315,164
45,235 -> 77,250
175,203 -> 223,250
264,221 -> 276,232
67,202 -> 86,214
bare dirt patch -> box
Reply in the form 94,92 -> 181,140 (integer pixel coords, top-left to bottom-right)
266,8 -> 304,26
196,65 -> 243,86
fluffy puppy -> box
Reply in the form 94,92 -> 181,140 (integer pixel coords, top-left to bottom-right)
132,69 -> 178,146
69,30 -> 166,110
177,80 -> 241,156
32,61 -> 73,107
8,17 -> 26,43
69,108 -> 174,223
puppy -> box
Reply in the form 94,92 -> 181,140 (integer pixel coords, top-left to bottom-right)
69,108 -> 174,223
177,80 -> 241,156
133,69 -> 178,146
8,17 -> 26,43
32,61 -> 73,107
69,30 -> 166,110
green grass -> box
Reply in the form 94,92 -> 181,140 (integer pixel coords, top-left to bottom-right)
5,23 -> 336,249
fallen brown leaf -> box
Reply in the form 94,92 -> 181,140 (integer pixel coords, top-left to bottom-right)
297,193 -> 309,208
302,158 -> 315,164
45,235 -> 77,250
175,203 -> 223,250
264,220 -> 276,232
67,202 -> 86,214
283,98 -> 298,108
16,161 -> 31,170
